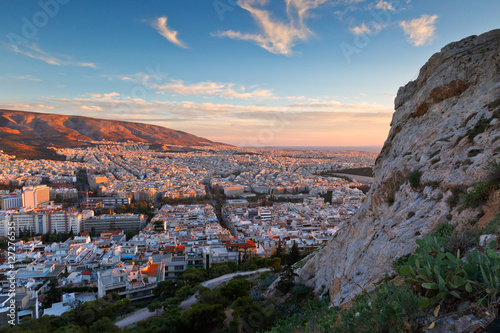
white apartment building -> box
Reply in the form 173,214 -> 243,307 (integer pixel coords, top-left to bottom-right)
0,212 -> 12,237
49,211 -> 84,234
0,210 -> 83,236
258,208 -> 272,222
0,194 -> 22,210
12,213 -> 36,236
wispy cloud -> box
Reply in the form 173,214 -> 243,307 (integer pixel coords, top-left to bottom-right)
15,75 -> 42,82
34,93 -> 392,123
349,22 -> 386,35
155,80 -> 276,100
400,14 -> 438,46
150,16 -> 188,49
5,42 -> 96,68
0,103 -> 54,110
103,72 -> 277,100
212,0 -> 327,55
289,99 -> 390,111
80,105 -> 103,111
374,0 -> 394,11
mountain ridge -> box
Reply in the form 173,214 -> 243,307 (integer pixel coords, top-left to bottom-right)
0,109 -> 223,159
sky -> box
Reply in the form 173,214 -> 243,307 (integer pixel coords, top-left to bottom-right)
0,0 -> 498,148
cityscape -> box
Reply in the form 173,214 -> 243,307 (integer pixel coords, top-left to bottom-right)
0,0 -> 499,332
0,143 -> 376,329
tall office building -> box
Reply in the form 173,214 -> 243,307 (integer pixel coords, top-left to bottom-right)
22,185 -> 50,208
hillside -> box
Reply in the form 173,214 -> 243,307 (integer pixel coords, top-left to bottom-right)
297,28 -> 500,310
0,109 -> 220,159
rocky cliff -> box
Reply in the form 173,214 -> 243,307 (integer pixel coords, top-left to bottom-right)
297,29 -> 500,306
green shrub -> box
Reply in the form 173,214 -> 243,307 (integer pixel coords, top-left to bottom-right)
468,117 -> 490,142
445,229 -> 479,255
486,158 -> 500,188
398,236 -> 473,307
463,243 -> 500,305
386,196 -> 395,206
398,235 -> 500,309
407,211 -> 416,219
426,180 -> 441,188
334,283 -> 420,333
409,171 -> 422,189
231,296 -> 278,333
468,149 -> 483,157
268,299 -> 336,333
432,223 -> 455,243
462,183 -> 490,207
482,212 -> 500,235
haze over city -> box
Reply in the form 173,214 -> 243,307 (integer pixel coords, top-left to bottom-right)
1,0 -> 498,146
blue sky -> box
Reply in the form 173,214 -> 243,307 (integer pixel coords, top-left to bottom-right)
0,0 -> 498,147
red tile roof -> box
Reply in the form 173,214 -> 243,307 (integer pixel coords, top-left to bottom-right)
100,230 -> 124,239
142,263 -> 160,277
164,245 -> 185,253
226,240 -> 256,249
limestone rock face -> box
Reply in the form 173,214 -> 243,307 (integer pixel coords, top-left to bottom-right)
297,29 -> 500,306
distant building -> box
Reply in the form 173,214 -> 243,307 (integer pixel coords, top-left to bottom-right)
48,211 -> 84,234
304,197 -> 325,206
0,210 -> 84,236
97,268 -> 129,298
0,194 -> 22,210
88,175 -> 108,190
100,230 -> 124,238
258,208 -> 272,222
22,185 -> 50,208
84,214 -> 146,234
226,199 -> 249,208
223,186 -> 245,197
87,196 -> 131,208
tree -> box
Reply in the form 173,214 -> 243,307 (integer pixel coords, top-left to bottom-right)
153,220 -> 164,232
209,262 -> 235,278
289,242 -> 301,266
324,190 -> 333,204
277,266 -> 298,293
42,279 -> 62,309
125,230 -> 137,240
18,315 -> 64,332
153,280 -> 176,301
53,325 -> 86,333
265,257 -> 282,272
177,267 -> 208,287
180,304 -> 226,333
231,296 -> 275,333
219,279 -> 251,305
273,240 -> 284,259
89,317 -> 120,333
49,233 -> 58,243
